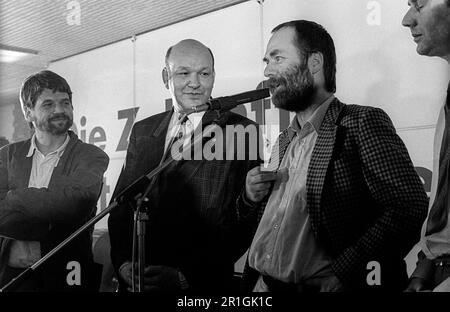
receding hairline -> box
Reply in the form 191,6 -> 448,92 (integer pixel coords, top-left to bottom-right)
165,40 -> 215,69
267,25 -> 309,61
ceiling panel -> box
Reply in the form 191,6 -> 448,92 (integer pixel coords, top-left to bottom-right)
0,0 -> 249,106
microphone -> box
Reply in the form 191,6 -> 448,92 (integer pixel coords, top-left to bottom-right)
188,88 -> 270,113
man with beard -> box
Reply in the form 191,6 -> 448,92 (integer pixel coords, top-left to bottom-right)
0,70 -> 109,291
402,0 -> 450,292
238,20 -> 428,292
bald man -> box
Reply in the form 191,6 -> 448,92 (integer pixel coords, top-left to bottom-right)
108,39 -> 261,292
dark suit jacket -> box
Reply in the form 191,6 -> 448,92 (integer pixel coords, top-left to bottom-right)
108,110 -> 261,292
0,131 -> 109,291
239,98 -> 428,292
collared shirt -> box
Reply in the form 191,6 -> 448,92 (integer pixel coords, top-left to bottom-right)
27,134 -> 70,188
248,95 -> 334,290
8,134 -> 70,268
421,85 -> 450,259
164,110 -> 205,154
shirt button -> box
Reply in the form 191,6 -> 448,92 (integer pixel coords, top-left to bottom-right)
273,224 -> 278,229
266,254 -> 271,260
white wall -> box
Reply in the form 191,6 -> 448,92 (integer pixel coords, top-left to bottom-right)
50,0 -> 264,229
48,0 -> 450,275
0,103 -> 15,142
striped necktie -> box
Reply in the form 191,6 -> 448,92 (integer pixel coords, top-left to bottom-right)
177,117 -> 194,141
162,114 -> 191,162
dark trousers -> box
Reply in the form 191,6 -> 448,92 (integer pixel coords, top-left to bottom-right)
262,275 -> 346,293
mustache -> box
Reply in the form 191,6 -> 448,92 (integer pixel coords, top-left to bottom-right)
48,113 -> 70,121
268,77 -> 287,91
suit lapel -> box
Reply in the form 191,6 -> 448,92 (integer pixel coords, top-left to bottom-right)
48,132 -> 78,189
306,98 -> 344,235
146,110 -> 173,170
13,140 -> 33,189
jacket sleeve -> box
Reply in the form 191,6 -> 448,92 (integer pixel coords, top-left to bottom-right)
226,121 -> 266,263
0,144 -> 109,240
331,107 -> 429,287
1,145 -> 49,240
234,122 -> 265,230
0,209 -> 51,241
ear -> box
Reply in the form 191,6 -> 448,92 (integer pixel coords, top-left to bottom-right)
162,67 -> 169,89
23,106 -> 33,122
307,52 -> 324,75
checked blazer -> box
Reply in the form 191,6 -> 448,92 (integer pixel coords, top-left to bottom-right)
108,109 -> 261,292
239,98 -> 428,291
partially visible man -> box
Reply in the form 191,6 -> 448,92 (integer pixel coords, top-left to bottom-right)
0,70 -> 109,291
108,39 -> 261,292
402,0 -> 450,292
238,20 -> 428,292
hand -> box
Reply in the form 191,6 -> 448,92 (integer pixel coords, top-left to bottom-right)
118,261 -> 134,288
303,271 -> 345,292
119,262 -> 182,292
404,277 -> 429,292
245,166 -> 277,203
320,274 -> 345,292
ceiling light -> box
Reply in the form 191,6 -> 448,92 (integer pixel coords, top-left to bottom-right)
0,44 -> 38,63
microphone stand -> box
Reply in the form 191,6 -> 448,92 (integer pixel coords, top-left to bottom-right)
0,111 -> 224,292
131,112 -> 189,292
0,201 -> 118,292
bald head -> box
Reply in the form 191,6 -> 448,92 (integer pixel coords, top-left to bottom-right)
162,39 -> 215,111
165,39 -> 215,69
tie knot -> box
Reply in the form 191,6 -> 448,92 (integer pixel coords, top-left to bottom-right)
176,117 -> 194,140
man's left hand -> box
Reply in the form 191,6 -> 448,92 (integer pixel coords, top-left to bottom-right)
128,265 -> 182,292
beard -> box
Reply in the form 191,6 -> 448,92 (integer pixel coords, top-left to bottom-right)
268,63 -> 315,112
35,113 -> 73,135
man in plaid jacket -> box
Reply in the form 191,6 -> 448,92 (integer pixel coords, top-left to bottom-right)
238,20 -> 428,292
108,39 -> 261,292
